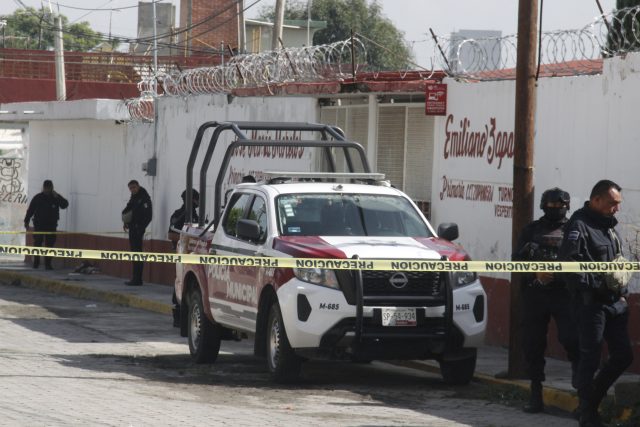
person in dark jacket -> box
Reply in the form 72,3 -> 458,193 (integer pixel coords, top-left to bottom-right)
122,180 -> 152,286
169,189 -> 199,232
168,189 -> 199,250
168,189 -> 199,326
24,179 -> 69,269
559,180 -> 633,427
514,187 -> 579,414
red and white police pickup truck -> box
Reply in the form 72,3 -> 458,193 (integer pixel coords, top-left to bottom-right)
174,122 -> 486,383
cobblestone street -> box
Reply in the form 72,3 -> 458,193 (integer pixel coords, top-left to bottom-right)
0,282 -> 575,426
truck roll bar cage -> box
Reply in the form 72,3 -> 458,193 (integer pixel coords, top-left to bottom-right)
184,121 -> 372,227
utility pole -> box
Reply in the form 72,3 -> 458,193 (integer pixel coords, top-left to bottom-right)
238,0 -> 246,54
306,0 -> 312,46
54,14 -> 66,101
508,0 -> 538,378
152,0 -> 158,90
38,9 -> 45,50
272,0 -> 285,50
1,20 -> 6,49
150,0 -> 159,181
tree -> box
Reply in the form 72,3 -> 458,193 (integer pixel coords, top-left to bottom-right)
1,7 -> 101,51
258,0 -> 414,70
606,0 -> 640,55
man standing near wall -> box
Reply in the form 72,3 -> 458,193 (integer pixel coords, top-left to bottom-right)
560,180 -> 633,427
24,179 -> 69,270
122,180 -> 152,286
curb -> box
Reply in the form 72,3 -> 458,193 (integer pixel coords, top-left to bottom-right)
394,362 -> 633,423
0,270 -> 173,315
391,360 -> 578,413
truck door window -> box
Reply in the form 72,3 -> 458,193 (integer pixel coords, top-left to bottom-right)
248,196 -> 268,243
222,193 -> 253,237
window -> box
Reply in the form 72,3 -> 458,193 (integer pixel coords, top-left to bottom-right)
222,193 -> 253,237
248,196 -> 268,242
276,194 -> 433,237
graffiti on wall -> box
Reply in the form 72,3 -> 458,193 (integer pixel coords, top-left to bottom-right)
0,158 -> 27,204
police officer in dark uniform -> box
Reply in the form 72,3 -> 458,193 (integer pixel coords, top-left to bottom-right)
169,189 -> 199,234
122,180 -> 152,286
513,187 -> 579,413
24,179 -> 69,270
560,180 -> 633,427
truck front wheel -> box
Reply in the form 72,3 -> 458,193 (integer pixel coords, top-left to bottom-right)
439,349 -> 477,385
187,287 -> 221,363
266,300 -> 302,383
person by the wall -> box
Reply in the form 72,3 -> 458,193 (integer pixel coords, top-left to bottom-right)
121,180 -> 152,286
24,179 -> 69,270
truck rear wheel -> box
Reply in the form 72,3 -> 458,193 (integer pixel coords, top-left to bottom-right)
439,349 -> 477,385
187,287 -> 221,363
266,300 -> 301,383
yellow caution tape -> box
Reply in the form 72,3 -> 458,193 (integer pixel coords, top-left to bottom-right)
0,231 -> 133,235
1,244 -> 639,273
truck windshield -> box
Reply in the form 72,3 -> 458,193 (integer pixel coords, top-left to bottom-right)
277,194 -> 433,237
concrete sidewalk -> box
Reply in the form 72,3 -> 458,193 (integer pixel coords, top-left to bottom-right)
1,261 -> 638,419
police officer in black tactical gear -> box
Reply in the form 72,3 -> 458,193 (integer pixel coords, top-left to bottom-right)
560,180 -> 633,427
122,180 -> 152,286
24,179 -> 69,270
513,187 -> 579,414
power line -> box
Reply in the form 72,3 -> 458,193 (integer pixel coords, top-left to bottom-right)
8,0 -> 250,54
5,0 -> 264,57
70,0 -> 115,24
159,0 -> 263,55
10,0 -> 239,45
53,0 -> 168,12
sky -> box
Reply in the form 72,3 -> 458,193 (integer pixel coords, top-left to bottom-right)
1,0 -> 618,67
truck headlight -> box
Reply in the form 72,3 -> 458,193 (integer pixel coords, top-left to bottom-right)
293,268 -> 340,289
453,272 -> 477,287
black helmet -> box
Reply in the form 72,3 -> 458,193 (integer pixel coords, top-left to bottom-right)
540,187 -> 570,210
180,188 -> 200,201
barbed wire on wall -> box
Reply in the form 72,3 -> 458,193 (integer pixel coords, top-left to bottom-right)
124,95 -> 155,122
124,6 -> 640,121
430,6 -> 640,80
124,37 -> 367,121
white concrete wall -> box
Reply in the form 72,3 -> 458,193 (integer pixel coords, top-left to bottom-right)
0,127 -> 28,253
431,80 -> 515,268
20,95 -> 318,242
431,52 -> 640,292
155,94 -> 318,236
27,119 -> 136,237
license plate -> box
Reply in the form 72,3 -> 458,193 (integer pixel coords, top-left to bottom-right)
381,308 -> 417,327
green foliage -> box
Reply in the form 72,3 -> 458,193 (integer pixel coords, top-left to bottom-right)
258,0 -> 413,70
63,21 -> 102,51
1,7 -> 101,51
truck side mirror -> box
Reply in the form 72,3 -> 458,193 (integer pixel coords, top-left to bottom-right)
438,223 -> 459,241
236,219 -> 261,241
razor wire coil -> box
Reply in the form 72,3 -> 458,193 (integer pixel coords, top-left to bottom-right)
125,7 -> 640,121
